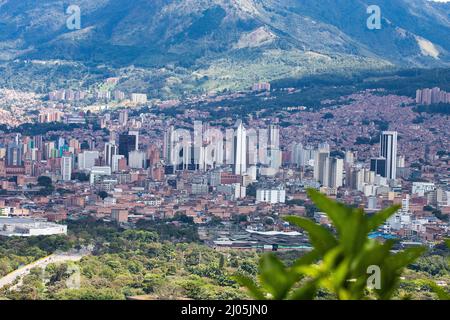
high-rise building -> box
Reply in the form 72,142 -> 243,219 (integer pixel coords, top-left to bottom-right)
163,126 -> 175,164
131,93 -> 148,104
314,146 -> 330,185
233,120 -> 247,175
380,131 -> 398,180
268,124 -> 281,170
370,157 -> 387,177
129,150 -> 146,169
44,141 -> 56,160
329,157 -> 344,189
104,141 -> 118,167
128,130 -> 139,151
90,166 -> 112,185
345,151 -> 355,165
78,151 -> 100,171
147,144 -> 160,166
119,110 -> 128,126
33,135 -> 43,151
256,186 -> 286,204
111,154 -> 125,172
61,156 -> 72,181
291,143 -> 304,167
368,196 -> 378,210
6,142 -> 23,167
119,134 -> 137,161
397,155 -> 405,168
69,139 -> 81,153
402,195 -> 410,212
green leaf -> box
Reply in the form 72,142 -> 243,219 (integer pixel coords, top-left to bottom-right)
338,208 -> 367,255
350,240 -> 394,276
306,189 -> 368,254
377,246 -> 426,300
367,205 -> 401,232
306,189 -> 351,233
387,247 -> 426,271
428,281 -> 450,300
288,280 -> 318,300
445,239 -> 450,249
233,275 -> 266,300
259,253 -> 299,300
291,249 -> 321,269
284,216 -> 337,254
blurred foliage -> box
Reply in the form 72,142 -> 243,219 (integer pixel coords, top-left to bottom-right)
236,189 -> 427,300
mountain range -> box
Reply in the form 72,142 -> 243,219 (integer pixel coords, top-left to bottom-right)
0,0 -> 449,94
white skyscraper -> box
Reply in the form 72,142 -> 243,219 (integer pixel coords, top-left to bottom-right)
380,131 -> 398,180
268,124 -> 282,170
119,110 -> 128,126
256,187 -> 286,204
112,154 -> 125,172
314,146 -> 330,185
104,141 -> 118,167
61,156 -> 72,181
233,120 -> 247,175
345,151 -> 355,165
163,126 -> 175,163
329,158 -> 344,188
129,150 -> 146,169
291,143 -> 304,167
78,151 -> 100,171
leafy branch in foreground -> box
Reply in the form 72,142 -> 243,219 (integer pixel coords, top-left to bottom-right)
235,189 -> 426,300
427,239 -> 450,300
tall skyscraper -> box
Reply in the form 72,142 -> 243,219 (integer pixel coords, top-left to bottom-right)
268,124 -> 281,170
380,131 -> 398,180
61,156 -> 72,181
233,120 -> 247,175
345,151 -> 355,165
291,143 -> 304,167
128,130 -> 140,151
147,144 -> 160,166
329,157 -> 344,188
314,146 -> 330,185
370,157 -> 387,177
119,134 -> 137,161
78,151 -> 100,171
163,126 -> 175,163
119,110 -> 128,126
6,135 -> 23,167
112,154 -> 125,172
104,141 -> 118,167
33,135 -> 43,151
129,150 -> 146,169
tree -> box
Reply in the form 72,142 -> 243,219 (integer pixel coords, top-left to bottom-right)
72,172 -> 89,182
37,176 -> 54,196
37,176 -> 52,187
97,191 -> 109,200
246,183 -> 257,197
236,189 -> 425,300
